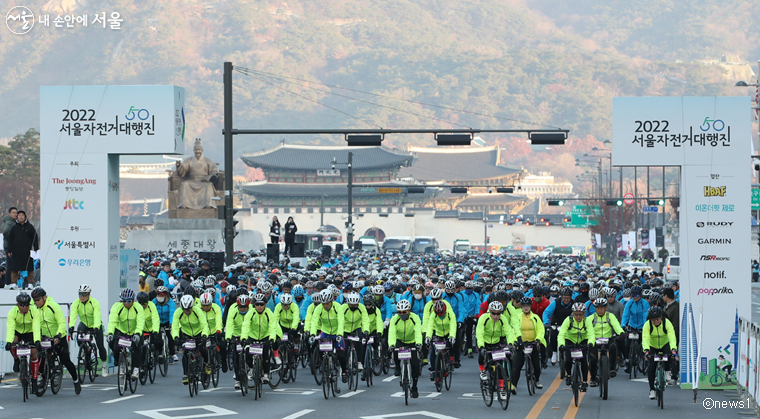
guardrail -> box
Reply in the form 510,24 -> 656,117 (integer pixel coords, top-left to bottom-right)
736,317 -> 760,416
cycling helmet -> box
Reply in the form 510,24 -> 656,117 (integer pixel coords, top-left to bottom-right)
345,293 -> 360,305
465,281 -> 474,289
510,290 -> 524,301
649,293 -> 662,306
488,301 -> 504,312
622,289 -> 632,298
156,286 -> 169,295
16,292 -> 31,306
180,294 -> 194,309
200,292 -> 214,305
412,284 -> 424,293
493,291 -> 509,302
429,288 -> 443,300
571,302 -> 586,312
320,289 -> 333,302
292,285 -> 306,297
630,285 -> 642,296
579,283 -> 590,292
186,286 -> 199,298
204,277 -> 215,287
588,289 -> 600,300
258,281 -> 274,294
396,299 -> 412,311
279,293 -> 293,305
383,282 -> 394,291
136,291 -> 150,304
363,294 -> 375,307
78,284 -> 91,293
227,284 -> 237,294
433,300 -> 447,316
31,287 -> 46,299
593,298 -> 608,307
549,285 -> 560,293
647,306 -> 665,319
372,285 -> 384,295
119,288 -> 135,302
444,280 -> 456,291
519,296 -> 531,306
311,292 -> 324,304
642,289 -> 653,298
237,294 -> 251,306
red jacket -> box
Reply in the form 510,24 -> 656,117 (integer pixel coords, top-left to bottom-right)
531,297 -> 550,319
476,300 -> 489,319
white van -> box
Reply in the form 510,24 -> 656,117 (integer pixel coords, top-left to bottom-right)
358,237 -> 379,254
664,256 -> 680,280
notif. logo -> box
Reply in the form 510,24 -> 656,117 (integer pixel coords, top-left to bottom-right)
64,199 -> 84,210
704,186 -> 726,197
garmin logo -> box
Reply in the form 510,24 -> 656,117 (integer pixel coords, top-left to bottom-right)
697,238 -> 731,244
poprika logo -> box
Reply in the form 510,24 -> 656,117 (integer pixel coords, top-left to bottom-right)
704,186 -> 726,197
5,6 -> 34,35
64,199 -> 84,210
703,271 -> 726,279
696,221 -> 733,228
697,238 -> 731,244
699,255 -> 730,261
697,287 -> 733,296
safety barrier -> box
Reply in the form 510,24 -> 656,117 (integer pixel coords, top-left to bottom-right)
736,317 -> 760,416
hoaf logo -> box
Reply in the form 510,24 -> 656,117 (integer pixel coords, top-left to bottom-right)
696,221 -> 733,228
704,186 -> 726,197
703,271 -> 726,279
697,287 -> 733,296
699,255 -> 730,261
64,199 -> 84,210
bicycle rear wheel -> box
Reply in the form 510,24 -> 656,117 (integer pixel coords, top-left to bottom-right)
572,362 -> 581,407
444,352 -> 453,391
526,354 -> 535,396
300,339 -> 309,368
35,356 -> 48,397
496,363 -> 510,410
239,353 -> 248,396
559,349 -> 566,379
322,357 -> 331,400
128,355 -> 137,394
372,345 -> 383,376
600,355 -> 609,400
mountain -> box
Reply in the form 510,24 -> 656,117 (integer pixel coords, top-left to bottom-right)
0,0 -> 755,185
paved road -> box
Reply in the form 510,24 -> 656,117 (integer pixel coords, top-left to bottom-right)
0,350 -> 746,419
752,283 -> 760,324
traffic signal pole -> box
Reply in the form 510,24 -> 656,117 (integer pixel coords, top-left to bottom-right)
223,62 -> 234,265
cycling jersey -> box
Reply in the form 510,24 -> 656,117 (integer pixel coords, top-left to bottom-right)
459,290 -> 481,317
365,307 -> 384,334
107,302 -> 145,336
142,301 -> 160,333
388,313 -> 422,345
401,293 -> 426,319
241,308 -> 281,341
303,302 -> 319,334
424,310 -> 456,338
517,311 -> 547,346
590,312 -> 623,338
201,304 -> 223,334
557,316 -> 595,347
382,293 -> 401,320
5,305 -> 41,343
475,313 -> 516,346
224,306 -> 248,340
69,297 -> 102,329
37,297 -> 67,338
309,303 -> 345,336
340,304 -> 370,334
442,292 -> 466,322
273,302 -> 300,330
642,319 -> 677,351
170,305 -> 208,339
622,299 -> 650,329
422,299 -> 453,327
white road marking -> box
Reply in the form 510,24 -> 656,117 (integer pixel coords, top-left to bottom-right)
390,391 -> 441,398
339,389 -> 365,398
102,394 -> 144,403
383,376 -> 398,382
361,411 -> 459,419
281,409 -> 315,419
135,405 -> 237,419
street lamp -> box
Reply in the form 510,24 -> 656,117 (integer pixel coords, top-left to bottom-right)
331,153 -> 354,248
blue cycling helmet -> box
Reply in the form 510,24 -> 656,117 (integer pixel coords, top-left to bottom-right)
630,285 -> 643,296
119,288 -> 135,302
383,282 -> 393,291
291,286 -> 306,297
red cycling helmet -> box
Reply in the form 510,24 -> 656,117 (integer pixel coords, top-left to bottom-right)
433,300 -> 447,316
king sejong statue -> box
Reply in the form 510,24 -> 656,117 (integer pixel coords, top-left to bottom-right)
175,139 -> 219,210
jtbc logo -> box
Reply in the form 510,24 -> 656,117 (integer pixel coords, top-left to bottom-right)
703,271 -> 726,279
64,199 -> 84,210
704,186 -> 726,197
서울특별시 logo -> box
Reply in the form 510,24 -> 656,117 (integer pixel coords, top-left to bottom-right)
697,238 -> 731,244
704,186 -> 726,197
704,271 -> 726,279
699,255 -> 730,261
696,221 -> 733,228
64,199 -> 84,210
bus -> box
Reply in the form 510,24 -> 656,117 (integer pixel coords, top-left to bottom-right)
410,236 -> 439,254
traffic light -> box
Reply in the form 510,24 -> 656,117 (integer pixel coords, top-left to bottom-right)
231,208 -> 240,237
563,217 -> 570,223
606,200 -> 623,206
647,199 -> 665,206
486,236 -> 490,244
540,218 -> 546,222
548,200 -> 565,206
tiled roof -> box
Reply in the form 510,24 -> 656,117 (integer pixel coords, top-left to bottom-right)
398,146 -> 520,182
456,193 -> 526,207
240,143 -> 414,170
239,182 -> 432,197
434,210 -> 460,218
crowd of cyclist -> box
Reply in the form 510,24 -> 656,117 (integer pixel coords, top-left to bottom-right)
5,250 -> 679,402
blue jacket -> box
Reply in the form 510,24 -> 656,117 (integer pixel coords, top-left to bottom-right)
442,292 -> 466,322
622,298 -> 650,329
299,295 -> 314,319
401,293 -> 426,319
584,300 -> 595,317
382,293 -> 401,321
459,290 -> 481,317
542,299 -> 573,325
154,298 -> 176,325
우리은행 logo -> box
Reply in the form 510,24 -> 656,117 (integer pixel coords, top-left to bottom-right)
58,258 -> 66,266
5,6 -> 34,35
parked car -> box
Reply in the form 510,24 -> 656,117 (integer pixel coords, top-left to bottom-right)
664,256 -> 680,280
617,261 -> 654,275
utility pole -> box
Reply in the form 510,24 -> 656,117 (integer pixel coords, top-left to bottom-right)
347,152 -> 353,248
320,194 -> 325,228
223,61 -> 234,265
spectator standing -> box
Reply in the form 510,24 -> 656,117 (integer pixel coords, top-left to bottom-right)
752,260 -> 759,283
2,207 -> 18,288
284,216 -> 297,256
7,210 -> 39,287
269,216 -> 281,245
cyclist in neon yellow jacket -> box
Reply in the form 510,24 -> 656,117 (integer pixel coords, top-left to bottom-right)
136,291 -> 161,380
225,294 -> 251,390
388,299 -> 423,399
69,284 -> 108,377
199,291 -> 227,373
476,301 -> 516,395
273,293 -> 300,347
588,298 -> 624,388
424,300 -> 456,380
107,289 -> 145,381
172,295 -> 209,385
558,302 -> 595,391
511,297 -> 546,391
362,293 -> 384,367
309,290 -> 347,382
340,293 -> 370,372
5,293 -> 41,390
642,306 -> 677,400
241,293 -> 283,386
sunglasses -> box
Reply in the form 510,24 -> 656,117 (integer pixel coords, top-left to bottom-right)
122,299 -> 134,303
79,293 -> 90,297
18,303 -> 30,307
33,297 -> 43,302
254,303 -> 265,306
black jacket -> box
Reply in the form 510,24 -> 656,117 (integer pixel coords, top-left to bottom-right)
8,221 -> 39,272
284,221 -> 297,241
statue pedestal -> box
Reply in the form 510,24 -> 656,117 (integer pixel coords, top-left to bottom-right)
125,217 -> 264,253
168,208 -> 218,219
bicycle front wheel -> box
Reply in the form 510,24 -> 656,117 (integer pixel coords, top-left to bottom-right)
526,354 -> 535,396
239,353 -> 248,396
572,362 -> 581,407
322,356 -> 331,400
403,362 -> 409,406
481,366 -> 493,407
496,363 -> 510,410
444,352 -> 453,391
35,357 -> 48,397
312,349 -> 323,385
600,355 -> 609,400
280,344 -> 291,384
149,349 -> 157,384
77,346 -> 87,384
117,352 -> 128,396
434,355 -> 444,392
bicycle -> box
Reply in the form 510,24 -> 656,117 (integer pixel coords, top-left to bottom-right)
75,329 -> 99,383
139,333 -> 157,386
319,338 -> 341,399
370,334 -> 384,377
267,342 -> 283,389
184,339 -> 201,397
568,344 -> 585,407
232,338 -> 248,397
431,338 -> 453,392
363,334 -> 375,387
208,335 -> 221,388
710,368 -> 737,386
298,330 -> 310,369
481,344 -> 511,410
157,326 -> 170,377
36,337 -> 63,397
247,340 -> 265,400
595,336 -> 614,400
14,342 -> 33,402
115,335 -> 138,396
627,329 -> 645,379
311,337 -> 324,385
521,341 -> 538,396
396,346 -> 417,406
651,351 -> 673,409
344,333 -> 362,391
279,332 -> 298,384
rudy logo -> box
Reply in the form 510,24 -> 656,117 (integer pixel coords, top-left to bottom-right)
704,186 -> 726,197
54,240 -> 63,249
64,199 -> 84,210
696,221 -> 733,228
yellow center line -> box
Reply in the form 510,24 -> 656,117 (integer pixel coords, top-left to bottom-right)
563,381 -> 587,419
524,372 -> 561,419
2,378 -> 18,383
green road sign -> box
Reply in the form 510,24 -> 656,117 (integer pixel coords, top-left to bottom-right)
753,188 -> 760,210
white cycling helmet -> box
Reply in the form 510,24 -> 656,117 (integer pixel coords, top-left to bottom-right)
311,292 -> 324,304
320,289 -> 333,302
345,293 -> 360,305
488,301 -> 504,312
372,285 -> 384,295
180,294 -> 194,309
258,281 -> 274,293
78,284 -> 91,293
396,299 -> 412,311
429,288 -> 443,300
199,292 -> 213,306
279,294 -> 293,305
444,280 -> 456,291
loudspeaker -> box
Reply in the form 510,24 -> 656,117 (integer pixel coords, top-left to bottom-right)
335,244 -> 344,254
210,261 -> 224,272
291,243 -> 305,258
353,240 -> 363,251
199,251 -> 224,262
322,245 -> 331,259
267,243 -> 279,265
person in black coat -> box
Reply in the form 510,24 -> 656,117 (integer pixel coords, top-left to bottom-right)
283,217 -> 297,256
269,216 -> 281,244
7,211 -> 39,286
